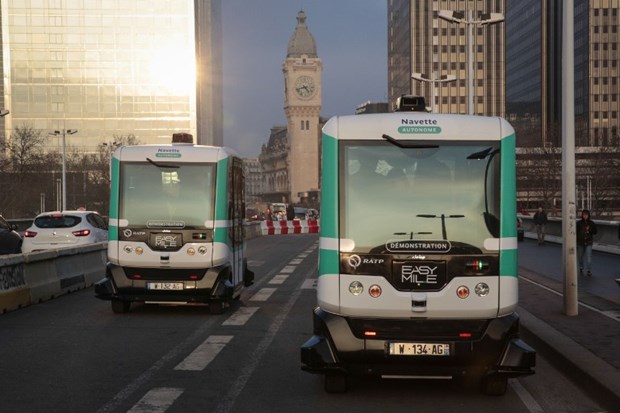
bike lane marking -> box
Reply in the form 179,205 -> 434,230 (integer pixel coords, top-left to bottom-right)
126,387 -> 184,413
174,335 -> 234,371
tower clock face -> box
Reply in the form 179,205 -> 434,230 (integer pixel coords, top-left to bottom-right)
294,75 -> 316,98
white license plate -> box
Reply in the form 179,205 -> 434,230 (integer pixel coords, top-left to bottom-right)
389,342 -> 450,356
148,282 -> 184,291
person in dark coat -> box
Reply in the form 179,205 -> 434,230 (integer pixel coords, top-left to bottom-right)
286,203 -> 295,221
533,206 -> 548,245
576,209 -> 597,276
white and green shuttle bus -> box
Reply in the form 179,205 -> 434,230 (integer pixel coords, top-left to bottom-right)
301,101 -> 535,394
95,133 -> 253,314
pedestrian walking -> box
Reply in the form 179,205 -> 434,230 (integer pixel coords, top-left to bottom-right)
533,206 -> 548,245
576,209 -> 597,277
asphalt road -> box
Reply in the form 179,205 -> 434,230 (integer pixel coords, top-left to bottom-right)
0,234 -> 605,412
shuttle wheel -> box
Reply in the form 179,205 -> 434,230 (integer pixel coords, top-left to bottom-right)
324,374 -> 347,394
481,375 -> 508,396
209,301 -> 224,315
111,299 -> 131,314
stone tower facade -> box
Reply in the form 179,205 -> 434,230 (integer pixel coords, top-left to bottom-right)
282,10 -> 322,204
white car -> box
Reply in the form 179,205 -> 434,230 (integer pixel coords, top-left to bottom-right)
21,210 -> 108,253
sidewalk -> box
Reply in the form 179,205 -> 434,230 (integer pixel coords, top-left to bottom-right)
518,267 -> 620,411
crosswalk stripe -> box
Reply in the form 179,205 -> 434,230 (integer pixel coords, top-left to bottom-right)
268,274 -> 289,285
174,335 -> 233,371
289,259 -> 302,265
222,307 -> 259,326
249,287 -> 277,301
280,265 -> 296,273
127,387 -> 184,413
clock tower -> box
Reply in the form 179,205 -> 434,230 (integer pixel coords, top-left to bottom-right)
283,10 -> 322,205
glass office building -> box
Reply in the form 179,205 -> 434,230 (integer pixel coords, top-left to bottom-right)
0,0 -> 222,151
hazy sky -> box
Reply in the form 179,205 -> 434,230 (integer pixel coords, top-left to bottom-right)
221,1 -> 387,157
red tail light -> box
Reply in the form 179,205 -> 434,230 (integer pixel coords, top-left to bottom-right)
72,229 -> 91,237
23,230 -> 37,238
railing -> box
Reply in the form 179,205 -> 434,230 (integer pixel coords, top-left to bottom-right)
520,215 -> 620,255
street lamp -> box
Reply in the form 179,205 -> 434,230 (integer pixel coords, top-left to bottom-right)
49,129 -> 78,211
437,10 -> 504,115
411,73 -> 457,112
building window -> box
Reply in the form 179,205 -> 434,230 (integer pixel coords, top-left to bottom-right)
306,120 -> 310,130
301,120 -> 305,130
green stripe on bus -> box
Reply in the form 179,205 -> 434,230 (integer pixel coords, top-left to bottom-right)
321,133 -> 338,240
500,248 -> 518,277
500,133 -> 517,277
319,248 -> 340,276
214,157 -> 229,243
109,156 -> 120,241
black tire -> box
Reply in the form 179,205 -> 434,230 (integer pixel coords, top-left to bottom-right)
111,299 -> 130,314
481,375 -> 508,396
324,374 -> 347,393
209,301 -> 224,315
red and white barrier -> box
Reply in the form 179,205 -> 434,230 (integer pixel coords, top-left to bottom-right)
260,220 -> 320,235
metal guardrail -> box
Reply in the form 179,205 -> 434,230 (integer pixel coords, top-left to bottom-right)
520,215 -> 620,255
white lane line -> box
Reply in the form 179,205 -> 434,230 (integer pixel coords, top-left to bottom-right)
297,254 -> 308,258
509,379 -> 545,413
520,275 -> 620,322
269,275 -> 289,285
290,259 -> 302,265
280,265 -> 296,273
249,287 -> 277,302
301,278 -> 317,289
222,307 -> 259,326
174,335 -> 233,371
212,265 -> 314,413
127,388 -> 184,413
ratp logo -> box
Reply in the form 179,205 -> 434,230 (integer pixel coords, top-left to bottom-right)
348,255 -> 362,269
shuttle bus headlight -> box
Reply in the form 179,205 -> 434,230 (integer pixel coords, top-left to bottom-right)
349,281 -> 364,296
368,284 -> 382,298
187,247 -> 196,256
198,246 -> 208,255
123,245 -> 133,254
475,283 -> 490,297
456,286 -> 470,299
135,247 -> 143,255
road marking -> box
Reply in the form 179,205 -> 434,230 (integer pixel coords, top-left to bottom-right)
249,287 -> 276,302
509,379 -> 545,413
174,335 -> 233,371
297,253 -> 308,258
268,274 -> 289,285
301,278 -> 317,289
290,258 -> 302,265
212,265 -> 314,413
520,275 -> 620,322
127,388 -> 184,413
280,265 -> 296,273
222,307 -> 259,326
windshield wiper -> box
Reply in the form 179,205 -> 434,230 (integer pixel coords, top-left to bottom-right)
466,147 -> 499,160
394,231 -> 433,240
416,214 -> 465,240
146,157 -> 179,169
381,134 -> 439,149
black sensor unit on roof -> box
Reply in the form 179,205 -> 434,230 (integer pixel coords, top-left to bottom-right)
394,95 -> 427,112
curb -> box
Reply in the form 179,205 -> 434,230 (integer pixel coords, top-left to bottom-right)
518,306 -> 620,411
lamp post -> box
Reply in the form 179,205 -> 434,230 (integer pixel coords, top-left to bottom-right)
411,73 -> 457,112
438,10 -> 504,115
49,129 -> 78,211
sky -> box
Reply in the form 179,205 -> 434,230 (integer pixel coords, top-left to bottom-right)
221,1 -> 388,157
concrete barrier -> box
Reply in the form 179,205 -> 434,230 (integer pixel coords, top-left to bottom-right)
520,215 -> 620,255
0,242 -> 107,313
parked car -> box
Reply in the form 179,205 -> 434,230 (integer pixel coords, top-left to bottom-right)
21,210 -> 108,253
0,215 -> 22,254
306,208 -> 319,220
293,207 -> 308,220
517,216 -> 525,242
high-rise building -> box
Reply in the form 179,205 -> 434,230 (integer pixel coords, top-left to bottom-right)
506,0 -> 620,148
0,0 -> 222,150
387,0 -> 505,116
